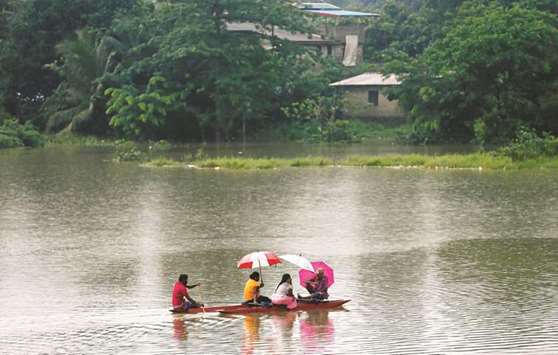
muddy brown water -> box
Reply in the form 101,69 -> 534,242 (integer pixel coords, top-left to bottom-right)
1,145 -> 557,354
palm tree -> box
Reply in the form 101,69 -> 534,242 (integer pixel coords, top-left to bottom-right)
43,29 -> 125,133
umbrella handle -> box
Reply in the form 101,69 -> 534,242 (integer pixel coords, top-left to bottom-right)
259,263 -> 263,284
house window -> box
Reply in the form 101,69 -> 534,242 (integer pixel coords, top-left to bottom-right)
368,90 -> 379,106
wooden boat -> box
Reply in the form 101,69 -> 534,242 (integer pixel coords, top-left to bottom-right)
170,299 -> 350,315
170,304 -> 246,314
218,299 -> 350,315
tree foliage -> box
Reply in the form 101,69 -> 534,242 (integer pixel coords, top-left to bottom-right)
362,0 -> 558,143
0,0 -> 138,119
99,0 -> 330,140
387,3 -> 558,143
4,0 -> 557,145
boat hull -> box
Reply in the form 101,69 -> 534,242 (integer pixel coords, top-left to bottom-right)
219,299 -> 350,315
171,300 -> 350,314
170,304 -> 245,314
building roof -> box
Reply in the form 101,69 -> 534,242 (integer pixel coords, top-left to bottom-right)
330,73 -> 401,87
226,22 -> 332,44
297,2 -> 378,17
298,2 -> 341,10
304,9 -> 378,17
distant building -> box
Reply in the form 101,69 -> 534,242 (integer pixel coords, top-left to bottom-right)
330,73 -> 406,120
225,22 -> 333,49
226,2 -> 377,66
295,2 -> 377,17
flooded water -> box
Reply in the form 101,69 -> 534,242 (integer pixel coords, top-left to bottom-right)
1,145 -> 558,354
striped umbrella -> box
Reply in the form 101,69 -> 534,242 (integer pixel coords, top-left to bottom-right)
238,251 -> 281,283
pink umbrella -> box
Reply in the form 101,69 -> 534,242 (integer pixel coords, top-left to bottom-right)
299,261 -> 335,289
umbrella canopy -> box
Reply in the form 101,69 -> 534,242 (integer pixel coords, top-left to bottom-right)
299,261 -> 335,289
279,254 -> 315,272
237,251 -> 281,269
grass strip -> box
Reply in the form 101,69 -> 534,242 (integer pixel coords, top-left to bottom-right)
147,153 -> 558,171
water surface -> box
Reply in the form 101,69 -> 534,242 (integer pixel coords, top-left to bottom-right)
1,146 -> 557,354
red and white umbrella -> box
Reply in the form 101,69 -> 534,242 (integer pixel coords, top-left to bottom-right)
238,251 -> 281,283
237,251 -> 281,269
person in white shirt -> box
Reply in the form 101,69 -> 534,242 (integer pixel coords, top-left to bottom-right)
271,274 -> 298,310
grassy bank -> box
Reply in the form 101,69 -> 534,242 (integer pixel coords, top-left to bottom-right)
47,133 -> 117,146
143,153 -> 558,170
257,120 -> 410,143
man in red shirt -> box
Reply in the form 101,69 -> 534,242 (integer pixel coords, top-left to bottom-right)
172,274 -> 203,312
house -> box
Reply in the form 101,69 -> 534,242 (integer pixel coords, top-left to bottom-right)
225,22 -> 334,51
296,2 -> 377,17
226,2 -> 377,66
296,2 -> 378,66
330,72 -> 405,120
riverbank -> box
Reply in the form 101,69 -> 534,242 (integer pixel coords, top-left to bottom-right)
42,120 -> 409,147
143,153 -> 558,170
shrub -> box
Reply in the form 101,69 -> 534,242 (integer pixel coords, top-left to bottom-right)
149,140 -> 172,153
324,120 -> 359,143
19,122 -> 46,147
0,118 -> 45,149
543,137 -> 558,156
113,140 -> 144,162
497,129 -> 558,161
0,133 -> 23,148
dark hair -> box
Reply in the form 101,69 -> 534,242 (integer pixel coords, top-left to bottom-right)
275,273 -> 292,292
178,274 -> 188,283
249,272 -> 260,280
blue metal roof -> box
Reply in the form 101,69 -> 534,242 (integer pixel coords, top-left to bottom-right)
304,9 -> 377,17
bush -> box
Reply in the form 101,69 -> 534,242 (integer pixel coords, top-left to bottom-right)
149,140 -> 172,153
0,118 -> 45,149
0,133 -> 23,148
323,120 -> 359,142
498,129 -> 558,160
113,140 -> 145,162
19,123 -> 45,147
544,137 -> 558,156
267,119 -> 408,143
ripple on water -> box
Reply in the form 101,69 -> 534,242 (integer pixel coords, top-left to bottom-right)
2,150 -> 558,354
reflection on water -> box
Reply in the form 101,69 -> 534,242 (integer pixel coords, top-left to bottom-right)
300,311 -> 335,354
173,316 -> 188,341
242,315 -> 261,355
1,146 -> 558,354
237,310 -> 337,355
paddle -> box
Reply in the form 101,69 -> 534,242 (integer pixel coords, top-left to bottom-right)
195,285 -> 205,314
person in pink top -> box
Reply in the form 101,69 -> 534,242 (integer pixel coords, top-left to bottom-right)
271,274 -> 298,310
172,274 -> 203,312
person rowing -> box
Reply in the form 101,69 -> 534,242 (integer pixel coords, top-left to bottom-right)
172,274 -> 203,312
243,271 -> 271,306
298,268 -> 329,301
271,273 -> 298,310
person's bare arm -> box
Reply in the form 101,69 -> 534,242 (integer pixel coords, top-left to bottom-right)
185,294 -> 202,306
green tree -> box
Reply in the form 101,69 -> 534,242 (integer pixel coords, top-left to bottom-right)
388,3 -> 558,143
0,0 -> 138,120
102,0 -> 322,140
41,29 -> 127,133
364,0 -> 558,64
